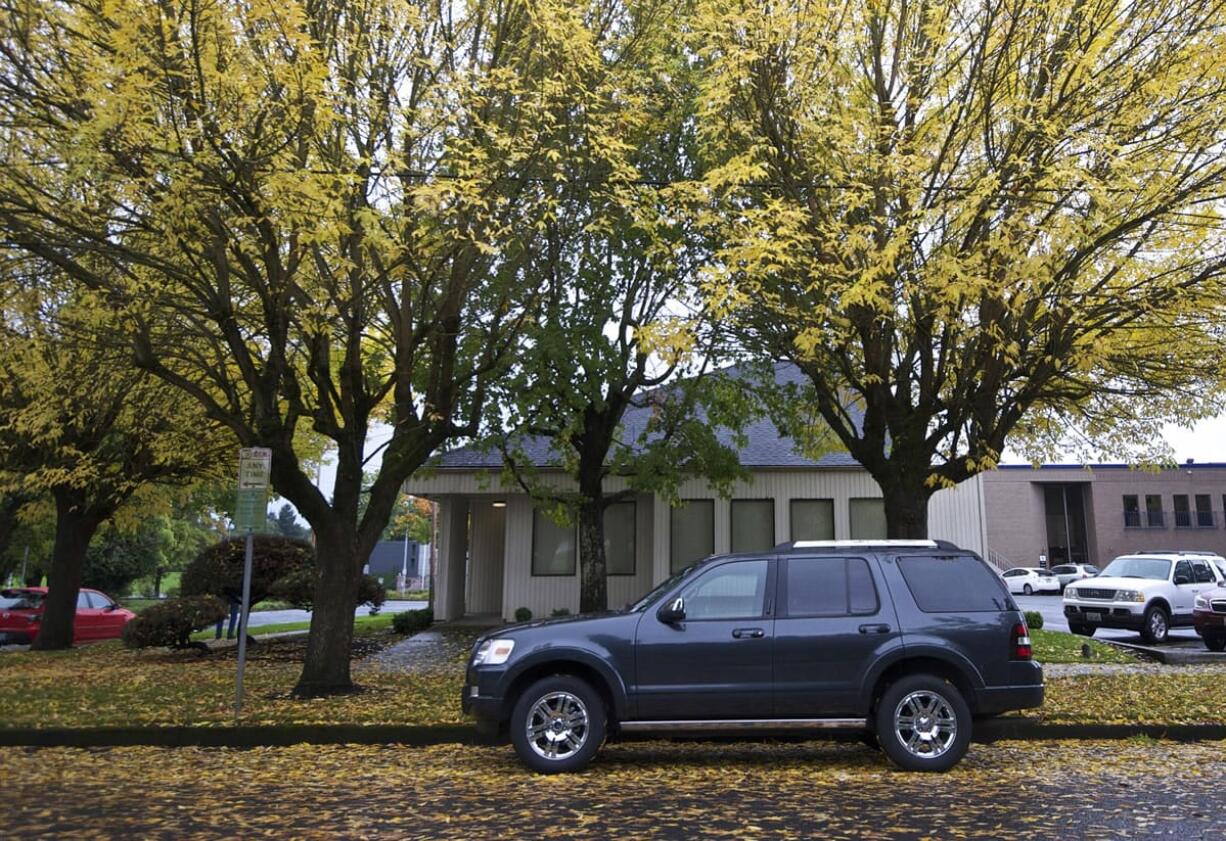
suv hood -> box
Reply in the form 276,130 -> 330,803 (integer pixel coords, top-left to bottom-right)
1069,576 -> 1163,591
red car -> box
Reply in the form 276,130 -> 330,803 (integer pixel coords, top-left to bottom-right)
1193,585 -> 1226,652
0,587 -> 136,645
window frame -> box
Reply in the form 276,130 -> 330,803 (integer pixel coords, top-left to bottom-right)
1173,494 -> 1192,528
730,498 -> 776,555
789,498 -> 835,541
777,555 -> 880,618
603,500 -> 637,577
676,557 -> 774,622
530,508 -> 577,577
669,499 -> 715,574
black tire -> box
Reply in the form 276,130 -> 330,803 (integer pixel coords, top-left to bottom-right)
509,675 -> 606,774
1023,584 -> 1033,595
1140,605 -> 1169,645
1069,623 -> 1096,637
874,675 -> 972,773
1204,633 -> 1226,653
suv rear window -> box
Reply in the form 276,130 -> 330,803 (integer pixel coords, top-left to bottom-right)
897,554 -> 1010,612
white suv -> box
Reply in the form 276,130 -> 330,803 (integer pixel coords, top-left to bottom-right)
1063,551 -> 1226,643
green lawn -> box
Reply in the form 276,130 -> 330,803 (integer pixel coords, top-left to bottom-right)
385,589 -> 429,601
1031,629 -> 1136,664
189,612 -> 395,640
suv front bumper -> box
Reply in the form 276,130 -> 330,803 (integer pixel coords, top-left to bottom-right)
1063,600 -> 1145,630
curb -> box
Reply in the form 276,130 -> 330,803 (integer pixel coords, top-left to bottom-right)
1,721 -> 1224,749
0,724 -> 496,749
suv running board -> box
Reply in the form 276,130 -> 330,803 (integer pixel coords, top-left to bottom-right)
620,718 -> 867,733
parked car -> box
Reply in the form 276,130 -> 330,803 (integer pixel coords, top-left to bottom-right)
1193,584 -> 1226,652
1063,551 -> 1226,643
463,539 -> 1043,774
1048,564 -> 1099,591
1001,567 -> 1061,595
0,587 -> 135,645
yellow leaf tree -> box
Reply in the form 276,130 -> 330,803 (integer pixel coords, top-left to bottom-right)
0,282 -> 230,649
0,0 -> 661,689
693,0 -> 1226,536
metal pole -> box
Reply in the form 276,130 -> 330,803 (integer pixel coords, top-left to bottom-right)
20,545 -> 29,583
234,531 -> 255,719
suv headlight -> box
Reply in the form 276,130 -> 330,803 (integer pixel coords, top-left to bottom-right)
1114,590 -> 1146,603
1195,594 -> 1210,610
1064,588 -> 1079,600
472,639 -> 515,666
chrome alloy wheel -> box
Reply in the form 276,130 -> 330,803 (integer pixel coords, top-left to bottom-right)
525,691 -> 590,761
893,690 -> 958,759
1149,610 -> 1167,640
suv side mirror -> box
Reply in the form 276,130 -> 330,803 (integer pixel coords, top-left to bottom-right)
657,597 -> 686,625
1174,574 -> 1192,586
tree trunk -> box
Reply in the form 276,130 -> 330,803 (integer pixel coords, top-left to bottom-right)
293,524 -> 362,696
880,474 -> 933,540
32,491 -> 103,650
577,481 -> 608,615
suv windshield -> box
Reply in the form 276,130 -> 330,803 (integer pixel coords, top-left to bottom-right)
629,565 -> 698,612
0,590 -> 44,609
1100,557 -> 1171,580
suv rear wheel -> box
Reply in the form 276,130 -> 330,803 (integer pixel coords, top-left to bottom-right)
1140,605 -> 1169,644
510,675 -> 606,774
875,675 -> 972,772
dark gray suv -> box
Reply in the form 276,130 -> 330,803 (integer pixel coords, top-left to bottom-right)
463,540 -> 1044,773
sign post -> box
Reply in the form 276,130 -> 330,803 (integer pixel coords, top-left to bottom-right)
234,447 -> 271,719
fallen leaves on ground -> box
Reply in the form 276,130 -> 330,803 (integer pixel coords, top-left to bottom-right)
1031,629 -> 1136,664
1,740 -> 1224,839
0,631 -> 472,729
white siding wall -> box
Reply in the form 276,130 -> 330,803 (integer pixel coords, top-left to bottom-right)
417,470 -> 988,620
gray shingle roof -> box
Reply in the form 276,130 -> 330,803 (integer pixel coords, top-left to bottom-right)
433,362 -> 863,470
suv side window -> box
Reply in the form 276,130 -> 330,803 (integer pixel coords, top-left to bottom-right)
898,554 -> 1010,612
783,557 -> 879,617
1191,560 -> 1214,583
1174,560 -> 1194,584
679,559 -> 769,620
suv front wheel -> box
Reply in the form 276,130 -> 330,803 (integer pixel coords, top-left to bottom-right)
875,675 -> 972,772
1140,605 -> 1169,644
510,674 -> 607,774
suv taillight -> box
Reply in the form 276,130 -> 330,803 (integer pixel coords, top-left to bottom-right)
1011,622 -> 1032,660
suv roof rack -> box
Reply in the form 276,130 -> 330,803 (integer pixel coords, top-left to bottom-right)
1132,550 -> 1221,556
779,539 -> 961,551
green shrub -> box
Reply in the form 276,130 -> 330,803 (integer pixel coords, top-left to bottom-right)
121,595 -> 226,650
550,608 -> 571,617
1024,610 -> 1044,631
514,607 -> 532,623
392,608 -> 433,635
181,536 -> 314,604
267,568 -> 385,612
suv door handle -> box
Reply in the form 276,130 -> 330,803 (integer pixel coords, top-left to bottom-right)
858,623 -> 891,635
732,627 -> 765,639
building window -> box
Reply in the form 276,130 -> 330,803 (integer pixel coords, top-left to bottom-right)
1195,494 -> 1214,528
849,498 -> 887,540
604,501 -> 636,575
531,509 -> 575,576
1145,494 -> 1165,528
1123,495 -> 1141,528
670,500 -> 714,573
790,499 -> 835,541
1174,494 -> 1191,528
731,499 -> 775,554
